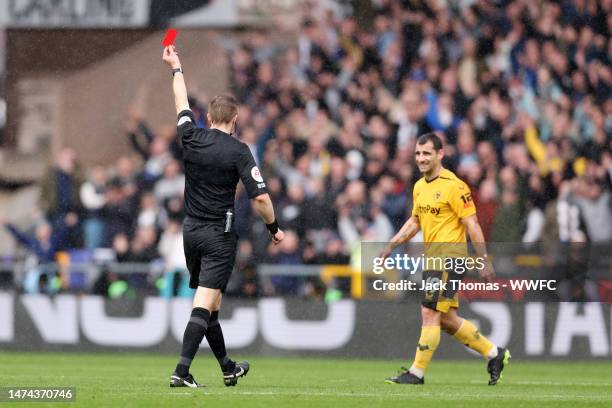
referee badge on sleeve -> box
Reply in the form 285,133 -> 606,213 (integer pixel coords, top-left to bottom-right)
251,166 -> 264,182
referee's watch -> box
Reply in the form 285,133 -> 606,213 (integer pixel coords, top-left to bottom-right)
171,67 -> 183,76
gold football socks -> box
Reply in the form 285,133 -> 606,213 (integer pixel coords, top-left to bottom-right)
410,325 -> 441,378
452,319 -> 497,359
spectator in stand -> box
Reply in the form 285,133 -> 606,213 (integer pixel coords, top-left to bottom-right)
267,230 -> 302,295
0,213 -> 78,294
304,236 -> 350,265
119,225 -> 160,292
574,177 -> 612,243
337,179 -> 392,244
374,174 -> 409,231
491,167 -> 522,242
39,148 -> 83,249
159,196 -> 185,228
473,178 -> 498,241
102,178 -> 137,246
114,156 -> 140,201
80,165 -> 107,250
302,177 -> 336,233
277,183 -> 307,236
154,159 -> 185,206
137,192 -> 161,229
158,219 -> 191,297
0,213 -> 77,263
142,137 -> 173,186
127,226 -> 160,263
395,87 -> 432,152
39,148 -> 82,219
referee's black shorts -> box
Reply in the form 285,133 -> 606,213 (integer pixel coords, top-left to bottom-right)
183,216 -> 238,292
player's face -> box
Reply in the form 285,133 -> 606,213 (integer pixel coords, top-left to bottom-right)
415,142 -> 442,174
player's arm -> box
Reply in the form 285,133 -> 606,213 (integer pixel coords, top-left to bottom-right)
162,46 -> 190,114
462,214 -> 488,256
448,181 -> 495,281
380,215 -> 420,258
462,211 -> 495,282
461,214 -> 495,282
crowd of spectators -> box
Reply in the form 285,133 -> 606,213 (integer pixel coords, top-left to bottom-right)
229,0 -> 611,298
2,0 -> 611,299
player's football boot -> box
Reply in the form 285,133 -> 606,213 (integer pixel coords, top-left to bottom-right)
170,372 -> 205,388
385,367 -> 424,384
223,360 -> 250,386
487,347 -> 511,385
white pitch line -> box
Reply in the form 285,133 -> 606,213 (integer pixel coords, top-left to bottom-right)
470,380 -> 612,387
191,391 -> 612,400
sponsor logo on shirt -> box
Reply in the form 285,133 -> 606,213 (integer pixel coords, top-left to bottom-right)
417,204 -> 441,216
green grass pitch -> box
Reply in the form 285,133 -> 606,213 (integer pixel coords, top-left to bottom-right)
0,352 -> 610,407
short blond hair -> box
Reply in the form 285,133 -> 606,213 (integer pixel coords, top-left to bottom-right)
208,95 -> 238,124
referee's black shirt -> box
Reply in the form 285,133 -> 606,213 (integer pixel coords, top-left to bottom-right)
177,109 -> 268,222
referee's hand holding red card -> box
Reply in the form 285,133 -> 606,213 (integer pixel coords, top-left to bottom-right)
162,45 -> 181,69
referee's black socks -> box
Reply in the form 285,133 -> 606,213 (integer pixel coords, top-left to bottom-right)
206,311 -> 236,372
176,307 -> 210,377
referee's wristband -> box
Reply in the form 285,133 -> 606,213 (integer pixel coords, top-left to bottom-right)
171,67 -> 183,76
266,220 -> 279,234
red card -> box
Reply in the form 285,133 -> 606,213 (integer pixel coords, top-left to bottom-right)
162,28 -> 178,47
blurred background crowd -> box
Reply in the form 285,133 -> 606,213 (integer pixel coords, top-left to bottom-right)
1,0 -> 610,299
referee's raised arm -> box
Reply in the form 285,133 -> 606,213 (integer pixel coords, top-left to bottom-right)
163,46 -> 197,147
162,45 -> 189,114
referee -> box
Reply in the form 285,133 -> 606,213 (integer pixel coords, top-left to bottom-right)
162,45 -> 285,388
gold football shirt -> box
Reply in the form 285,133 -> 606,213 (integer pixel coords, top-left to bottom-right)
411,168 -> 476,244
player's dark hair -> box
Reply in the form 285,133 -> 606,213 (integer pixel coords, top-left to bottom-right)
208,95 -> 238,124
417,132 -> 442,151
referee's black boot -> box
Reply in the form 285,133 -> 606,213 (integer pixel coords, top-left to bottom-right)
223,360 -> 250,386
487,347 -> 511,385
170,372 -> 205,388
385,367 -> 424,384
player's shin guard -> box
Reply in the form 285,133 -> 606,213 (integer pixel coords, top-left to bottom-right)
452,319 -> 496,359
205,311 -> 235,372
410,325 -> 440,377
176,307 -> 210,377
